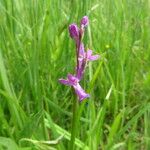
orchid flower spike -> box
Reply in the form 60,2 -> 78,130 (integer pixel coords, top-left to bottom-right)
59,16 -> 100,101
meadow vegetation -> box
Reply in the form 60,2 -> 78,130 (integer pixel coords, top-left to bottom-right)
0,0 -> 150,149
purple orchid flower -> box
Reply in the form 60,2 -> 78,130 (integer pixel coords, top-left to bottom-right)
78,44 -> 100,62
59,74 -> 90,101
76,43 -> 100,80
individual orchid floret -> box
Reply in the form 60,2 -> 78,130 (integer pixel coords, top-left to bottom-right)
79,46 -> 100,62
86,50 -> 100,61
59,74 -> 90,101
69,24 -> 79,41
76,44 -> 100,80
80,16 -> 89,28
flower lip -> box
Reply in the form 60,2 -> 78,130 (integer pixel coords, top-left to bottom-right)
79,48 -> 100,62
73,83 -> 90,101
86,50 -> 100,61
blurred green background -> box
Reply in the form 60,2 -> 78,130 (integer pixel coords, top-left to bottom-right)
0,0 -> 150,149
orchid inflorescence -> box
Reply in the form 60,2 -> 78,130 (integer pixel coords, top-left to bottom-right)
59,16 -> 100,101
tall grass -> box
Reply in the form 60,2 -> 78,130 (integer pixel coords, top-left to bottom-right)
0,0 -> 150,149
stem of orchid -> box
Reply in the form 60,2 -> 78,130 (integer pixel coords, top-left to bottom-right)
76,28 -> 83,76
69,95 -> 78,150
76,38 -> 81,73
76,41 -> 79,74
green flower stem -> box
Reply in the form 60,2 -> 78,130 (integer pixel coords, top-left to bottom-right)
69,96 -> 78,150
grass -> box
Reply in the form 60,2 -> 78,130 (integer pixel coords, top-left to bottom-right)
0,0 -> 150,149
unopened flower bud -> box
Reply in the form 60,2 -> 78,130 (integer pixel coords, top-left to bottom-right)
69,23 -> 79,40
80,16 -> 89,27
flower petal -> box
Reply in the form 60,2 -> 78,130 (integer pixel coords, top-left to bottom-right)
73,83 -> 90,101
79,43 -> 85,56
67,74 -> 78,85
86,50 -> 93,58
86,50 -> 100,61
88,55 -> 100,61
59,79 -> 70,85
67,74 -> 77,81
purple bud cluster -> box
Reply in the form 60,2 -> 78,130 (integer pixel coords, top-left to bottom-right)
59,16 -> 100,101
